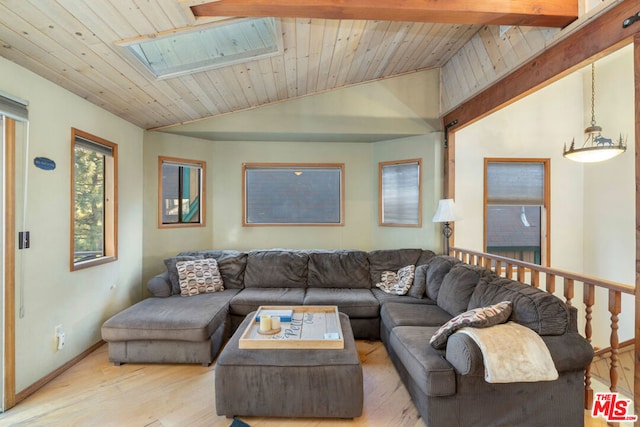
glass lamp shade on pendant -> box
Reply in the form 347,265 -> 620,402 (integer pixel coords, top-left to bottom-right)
563,129 -> 627,163
563,62 -> 627,163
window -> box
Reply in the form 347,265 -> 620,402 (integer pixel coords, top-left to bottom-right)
484,159 -> 550,265
379,159 -> 422,227
158,157 -> 205,227
243,163 -> 344,225
71,129 -> 117,270
118,17 -> 283,79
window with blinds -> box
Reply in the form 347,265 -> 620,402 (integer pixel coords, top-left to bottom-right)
243,163 -> 344,225
159,157 -> 205,227
379,159 -> 422,227
484,159 -> 549,265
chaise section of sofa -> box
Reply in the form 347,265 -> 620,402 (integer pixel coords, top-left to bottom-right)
101,290 -> 238,366
101,250 -> 248,366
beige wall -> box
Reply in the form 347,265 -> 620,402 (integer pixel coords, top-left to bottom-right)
371,134 -> 443,250
581,46 -> 636,344
142,132 -> 216,292
142,70 -> 444,286
453,44 -> 635,347
210,140 -> 373,250
0,56 -> 144,392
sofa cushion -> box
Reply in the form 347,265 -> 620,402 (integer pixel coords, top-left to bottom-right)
368,249 -> 430,285
429,301 -> 512,349
380,302 -> 452,330
371,288 -> 436,306
243,250 -> 309,288
229,288 -> 306,316
308,250 -> 370,289
425,256 -> 460,300
177,258 -> 225,296
437,264 -> 496,316
408,264 -> 428,299
468,277 -> 569,335
303,288 -> 380,318
164,255 -> 204,295
101,290 -> 239,342
375,265 -> 415,295
178,250 -> 247,289
389,326 -> 456,397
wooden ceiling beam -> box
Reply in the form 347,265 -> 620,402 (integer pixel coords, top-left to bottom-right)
442,0 -> 640,132
188,0 -> 578,28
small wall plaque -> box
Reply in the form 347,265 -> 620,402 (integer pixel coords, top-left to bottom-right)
34,157 -> 56,171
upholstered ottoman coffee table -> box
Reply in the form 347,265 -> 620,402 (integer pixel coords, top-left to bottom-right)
215,308 -> 363,418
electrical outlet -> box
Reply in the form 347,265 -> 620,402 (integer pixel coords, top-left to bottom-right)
57,332 -> 65,351
54,325 -> 65,351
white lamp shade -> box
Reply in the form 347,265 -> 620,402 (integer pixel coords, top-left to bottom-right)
432,199 -> 456,223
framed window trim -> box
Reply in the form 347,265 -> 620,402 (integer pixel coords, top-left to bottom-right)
70,128 -> 118,271
158,156 -> 206,228
483,157 -> 551,266
242,163 -> 345,226
378,158 -> 422,227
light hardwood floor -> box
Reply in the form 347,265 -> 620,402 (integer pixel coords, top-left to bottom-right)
0,341 -> 606,427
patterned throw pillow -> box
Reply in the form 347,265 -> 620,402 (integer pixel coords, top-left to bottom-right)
375,265 -> 416,295
429,300 -> 512,349
177,258 -> 224,296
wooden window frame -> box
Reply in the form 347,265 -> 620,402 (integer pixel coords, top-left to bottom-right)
483,158 -> 550,266
70,128 -> 118,271
157,156 -> 206,229
378,158 -> 422,227
242,163 -> 345,226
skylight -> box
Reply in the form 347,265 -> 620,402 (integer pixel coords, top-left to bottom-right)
121,17 -> 282,79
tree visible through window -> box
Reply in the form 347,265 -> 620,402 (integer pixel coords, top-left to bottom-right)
71,128 -> 117,270
484,159 -> 549,265
159,157 -> 205,227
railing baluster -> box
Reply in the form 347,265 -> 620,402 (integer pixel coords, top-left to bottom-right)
496,260 -> 502,276
608,290 -> 622,393
517,265 -> 525,282
564,278 -> 574,308
531,270 -> 540,288
583,283 -> 595,409
546,273 -> 556,294
506,263 -> 513,279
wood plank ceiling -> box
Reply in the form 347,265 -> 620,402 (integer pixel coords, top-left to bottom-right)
0,0 -> 577,131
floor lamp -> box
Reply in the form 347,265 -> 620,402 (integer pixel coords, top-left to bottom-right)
432,199 -> 456,255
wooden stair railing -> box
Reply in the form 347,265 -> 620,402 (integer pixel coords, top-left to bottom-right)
450,247 -> 635,411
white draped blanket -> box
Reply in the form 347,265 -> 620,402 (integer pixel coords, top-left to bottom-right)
456,321 -> 559,383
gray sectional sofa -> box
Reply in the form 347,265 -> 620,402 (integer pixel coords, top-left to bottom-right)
101,248 -> 594,427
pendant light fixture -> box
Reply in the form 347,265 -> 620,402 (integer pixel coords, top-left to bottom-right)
563,62 -> 626,163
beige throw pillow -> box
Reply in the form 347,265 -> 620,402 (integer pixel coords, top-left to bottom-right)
375,265 -> 415,295
177,258 -> 224,296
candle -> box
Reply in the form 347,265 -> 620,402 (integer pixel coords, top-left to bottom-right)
259,315 -> 271,332
271,316 -> 281,329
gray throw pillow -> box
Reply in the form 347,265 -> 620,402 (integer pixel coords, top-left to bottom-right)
408,264 -> 429,299
164,255 -> 203,295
